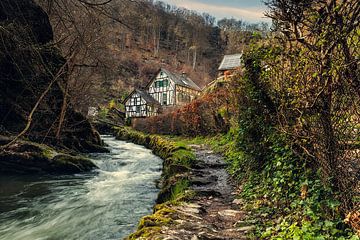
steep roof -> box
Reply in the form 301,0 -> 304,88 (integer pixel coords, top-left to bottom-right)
136,89 -> 159,105
123,89 -> 159,105
160,68 -> 202,91
218,53 -> 242,71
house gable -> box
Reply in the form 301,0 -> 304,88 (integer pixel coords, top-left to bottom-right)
124,90 -> 158,118
148,69 -> 176,106
147,68 -> 202,106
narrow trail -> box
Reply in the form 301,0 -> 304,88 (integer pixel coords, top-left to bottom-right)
158,145 -> 254,240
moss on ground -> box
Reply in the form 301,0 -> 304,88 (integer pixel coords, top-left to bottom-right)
126,226 -> 162,240
137,207 -> 175,229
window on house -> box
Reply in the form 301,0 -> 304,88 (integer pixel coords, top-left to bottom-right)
163,93 -> 167,105
178,93 -> 182,102
136,106 -> 141,113
155,81 -> 164,88
163,79 -> 169,87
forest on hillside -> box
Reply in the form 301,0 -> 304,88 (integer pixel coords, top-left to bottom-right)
0,0 -> 268,164
35,0 -> 269,112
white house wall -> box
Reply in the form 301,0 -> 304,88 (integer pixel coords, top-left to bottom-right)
148,71 -> 175,106
125,93 -> 156,118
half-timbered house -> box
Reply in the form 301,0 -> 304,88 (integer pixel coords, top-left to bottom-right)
124,89 -> 160,118
147,68 -> 201,107
124,68 -> 202,118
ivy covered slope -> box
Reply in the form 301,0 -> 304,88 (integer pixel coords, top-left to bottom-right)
116,127 -> 196,239
203,43 -> 360,239
0,0 -> 105,174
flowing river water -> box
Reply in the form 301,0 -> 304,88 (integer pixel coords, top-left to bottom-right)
0,136 -> 163,240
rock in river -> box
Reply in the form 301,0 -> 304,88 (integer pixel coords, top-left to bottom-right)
0,137 -> 97,174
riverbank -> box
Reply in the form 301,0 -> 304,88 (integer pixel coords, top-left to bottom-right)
0,136 -> 98,174
0,136 -> 163,240
116,127 -> 255,239
116,127 -> 196,204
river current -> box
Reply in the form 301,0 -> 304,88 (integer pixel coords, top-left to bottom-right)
0,136 -> 162,240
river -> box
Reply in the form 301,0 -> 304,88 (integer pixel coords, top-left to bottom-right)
0,136 -> 162,240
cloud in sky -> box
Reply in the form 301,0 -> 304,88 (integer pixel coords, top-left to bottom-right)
161,0 -> 270,23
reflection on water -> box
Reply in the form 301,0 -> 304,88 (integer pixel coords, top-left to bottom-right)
0,136 -> 162,240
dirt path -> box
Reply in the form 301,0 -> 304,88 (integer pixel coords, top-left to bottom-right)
157,145 -> 254,240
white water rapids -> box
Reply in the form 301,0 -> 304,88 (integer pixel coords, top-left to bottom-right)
0,136 -> 162,240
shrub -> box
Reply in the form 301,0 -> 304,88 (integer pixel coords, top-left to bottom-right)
133,87 -> 232,136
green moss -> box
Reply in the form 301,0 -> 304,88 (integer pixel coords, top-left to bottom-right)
138,207 -> 174,229
126,205 -> 175,240
41,147 -> 57,159
167,149 -> 195,167
0,139 -> 97,174
51,154 -> 97,173
126,226 -> 162,240
170,179 -> 190,201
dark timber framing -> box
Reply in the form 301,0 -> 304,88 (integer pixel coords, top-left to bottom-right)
124,68 -> 202,118
124,89 -> 159,118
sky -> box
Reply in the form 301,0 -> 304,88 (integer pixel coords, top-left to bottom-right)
161,0 -> 270,23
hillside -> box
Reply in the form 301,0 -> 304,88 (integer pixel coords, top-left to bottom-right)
36,0 -> 268,112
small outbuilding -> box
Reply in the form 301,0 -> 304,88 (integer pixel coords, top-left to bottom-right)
218,53 -> 242,78
123,89 -> 160,118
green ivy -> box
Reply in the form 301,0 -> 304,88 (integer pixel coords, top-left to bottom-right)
210,44 -> 358,239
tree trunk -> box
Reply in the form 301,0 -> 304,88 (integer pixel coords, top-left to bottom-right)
192,47 -> 197,70
153,27 -> 160,57
319,52 -> 339,191
56,80 -> 69,141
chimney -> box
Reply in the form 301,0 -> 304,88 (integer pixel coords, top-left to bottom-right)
181,72 -> 187,78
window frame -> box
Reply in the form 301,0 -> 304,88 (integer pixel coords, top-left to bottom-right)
163,79 -> 169,87
162,92 -> 167,105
